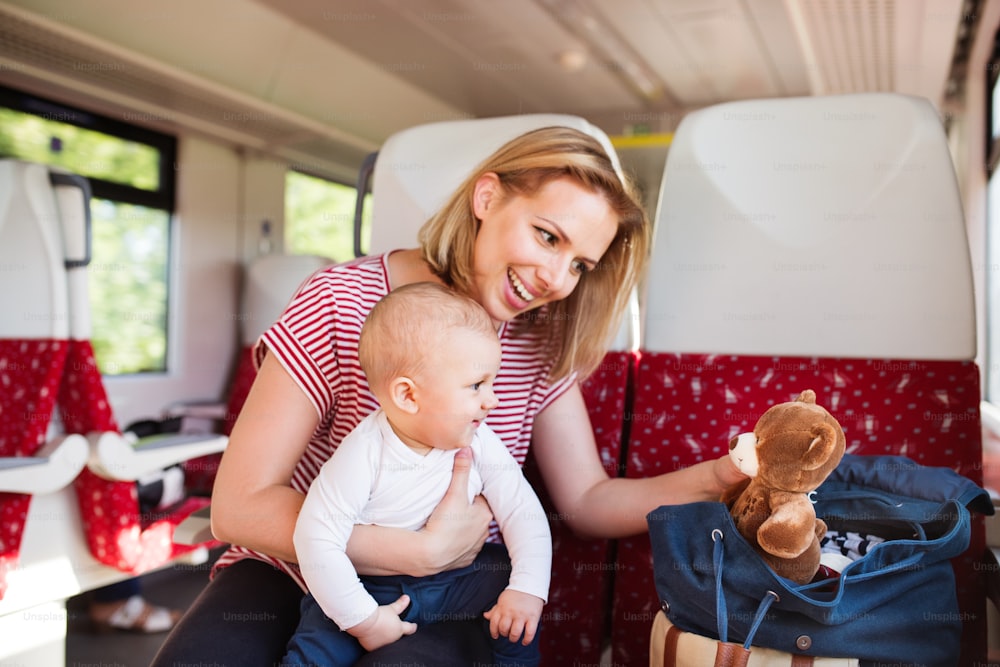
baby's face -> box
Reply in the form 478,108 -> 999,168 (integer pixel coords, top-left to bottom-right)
412,328 -> 501,450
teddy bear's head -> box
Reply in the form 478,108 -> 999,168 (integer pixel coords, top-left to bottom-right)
729,389 -> 846,493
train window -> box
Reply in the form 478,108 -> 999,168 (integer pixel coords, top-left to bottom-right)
0,108 -> 161,190
285,170 -> 371,261
0,87 -> 176,375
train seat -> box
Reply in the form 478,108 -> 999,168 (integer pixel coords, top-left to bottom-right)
0,160 -> 91,652
176,251 -> 333,498
613,93 -> 984,665
0,160 -> 91,587
223,252 -> 335,434
367,114 -> 636,665
0,159 -> 223,665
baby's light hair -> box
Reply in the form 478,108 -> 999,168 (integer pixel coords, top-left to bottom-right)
358,282 -> 497,396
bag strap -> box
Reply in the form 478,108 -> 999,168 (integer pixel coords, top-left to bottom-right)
712,529 -> 729,641
662,623 -> 682,667
714,641 -> 751,667
661,618 -> 817,667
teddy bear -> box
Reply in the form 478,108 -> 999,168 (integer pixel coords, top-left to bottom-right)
721,389 -> 846,584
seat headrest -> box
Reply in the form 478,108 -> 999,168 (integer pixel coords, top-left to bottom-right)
242,253 -> 333,344
368,114 -> 622,255
0,160 -> 71,338
643,93 -> 974,360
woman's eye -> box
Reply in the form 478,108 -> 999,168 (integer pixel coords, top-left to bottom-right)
572,260 -> 589,274
536,227 -> 556,245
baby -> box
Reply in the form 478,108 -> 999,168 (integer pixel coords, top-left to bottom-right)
282,281 -> 551,667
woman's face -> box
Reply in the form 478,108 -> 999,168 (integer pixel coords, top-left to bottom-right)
470,173 -> 618,323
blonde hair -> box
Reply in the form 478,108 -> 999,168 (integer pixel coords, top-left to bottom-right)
358,282 -> 497,394
418,126 -> 650,381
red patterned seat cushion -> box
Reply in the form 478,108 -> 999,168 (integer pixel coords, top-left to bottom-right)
182,345 -> 256,495
523,350 -> 635,665
610,352 -> 984,666
0,339 -> 69,599
59,340 -> 216,573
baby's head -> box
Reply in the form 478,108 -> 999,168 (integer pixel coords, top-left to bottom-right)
358,282 -> 501,452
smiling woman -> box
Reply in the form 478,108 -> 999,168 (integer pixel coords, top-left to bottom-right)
0,1 -> 995,665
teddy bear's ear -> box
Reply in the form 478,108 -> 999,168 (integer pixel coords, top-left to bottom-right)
801,422 -> 840,471
796,390 -> 817,404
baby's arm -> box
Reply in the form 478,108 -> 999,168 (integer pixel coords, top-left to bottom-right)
483,589 -> 544,645
475,428 -> 552,641
294,431 -> 417,648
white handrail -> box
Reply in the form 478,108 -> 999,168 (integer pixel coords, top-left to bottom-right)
86,431 -> 227,481
0,435 -> 88,494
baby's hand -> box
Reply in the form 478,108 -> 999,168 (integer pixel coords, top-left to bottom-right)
483,589 -> 544,646
350,594 -> 417,652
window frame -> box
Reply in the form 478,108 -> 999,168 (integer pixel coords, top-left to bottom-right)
0,85 -> 177,209
284,166 -> 372,260
988,28 -> 1000,175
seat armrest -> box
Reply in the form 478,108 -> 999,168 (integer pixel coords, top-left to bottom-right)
86,431 -> 228,481
173,505 -> 214,545
0,434 -> 89,494
162,400 -> 228,420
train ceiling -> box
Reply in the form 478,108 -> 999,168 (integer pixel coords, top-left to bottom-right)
0,0 -> 976,174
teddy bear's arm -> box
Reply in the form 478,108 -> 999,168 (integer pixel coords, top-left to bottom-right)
757,493 -> 818,559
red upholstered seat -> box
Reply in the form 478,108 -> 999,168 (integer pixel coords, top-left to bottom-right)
523,349 -> 636,664
610,352 -> 983,664
59,339 -> 213,573
0,340 -> 69,599
0,159 -> 224,582
614,93 -> 985,666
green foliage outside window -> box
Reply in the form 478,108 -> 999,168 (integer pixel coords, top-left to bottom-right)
285,170 -> 371,260
89,200 -> 169,373
0,108 -> 160,190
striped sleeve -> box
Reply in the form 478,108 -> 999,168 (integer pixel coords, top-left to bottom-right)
255,257 -> 388,420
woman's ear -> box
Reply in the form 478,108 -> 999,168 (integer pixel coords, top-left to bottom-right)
388,376 -> 419,415
472,172 -> 502,219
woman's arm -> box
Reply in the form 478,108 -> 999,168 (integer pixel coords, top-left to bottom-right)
211,353 -> 317,562
213,354 -> 491,574
349,447 -> 492,577
530,384 -> 745,539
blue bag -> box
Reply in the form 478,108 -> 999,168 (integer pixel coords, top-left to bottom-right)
647,455 -> 993,666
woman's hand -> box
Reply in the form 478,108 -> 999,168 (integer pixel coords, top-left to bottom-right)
711,451 -> 748,495
348,446 -> 493,577
420,447 -> 492,571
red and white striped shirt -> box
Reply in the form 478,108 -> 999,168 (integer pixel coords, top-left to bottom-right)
213,252 -> 576,591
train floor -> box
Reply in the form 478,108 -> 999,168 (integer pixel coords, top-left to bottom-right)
66,549 -> 221,667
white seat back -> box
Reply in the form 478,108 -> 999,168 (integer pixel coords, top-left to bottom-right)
644,93 -> 974,360
241,253 -> 333,345
0,160 -> 70,339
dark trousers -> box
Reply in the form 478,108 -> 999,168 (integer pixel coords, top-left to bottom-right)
150,556 -> 495,667
282,544 -> 539,667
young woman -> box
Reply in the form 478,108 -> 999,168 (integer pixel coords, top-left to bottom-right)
151,126 -> 745,666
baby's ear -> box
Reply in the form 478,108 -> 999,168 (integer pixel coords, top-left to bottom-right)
388,376 -> 419,414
